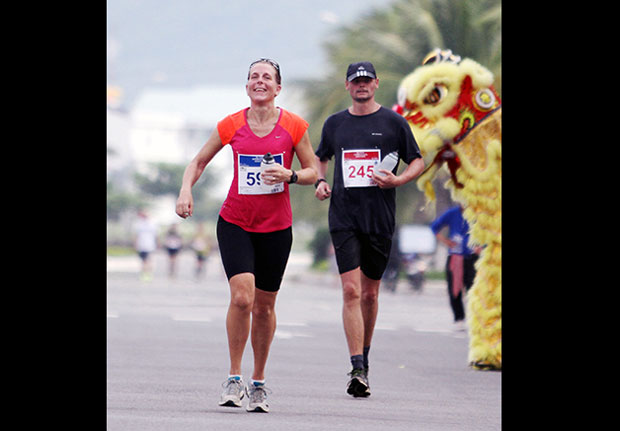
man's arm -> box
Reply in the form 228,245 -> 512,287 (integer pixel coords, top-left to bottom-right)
314,156 -> 332,200
373,157 -> 425,189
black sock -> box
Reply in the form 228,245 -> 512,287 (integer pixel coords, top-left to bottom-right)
363,346 -> 370,369
350,354 -> 364,370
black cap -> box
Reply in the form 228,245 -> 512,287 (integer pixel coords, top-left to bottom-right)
346,61 -> 377,81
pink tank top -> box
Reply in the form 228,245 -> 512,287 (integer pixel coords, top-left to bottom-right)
217,107 -> 308,232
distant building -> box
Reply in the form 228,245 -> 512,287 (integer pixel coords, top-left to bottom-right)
107,106 -> 133,190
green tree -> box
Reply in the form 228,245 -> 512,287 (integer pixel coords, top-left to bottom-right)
133,162 -> 188,196
304,0 -> 501,136
106,181 -> 148,221
133,162 -> 222,222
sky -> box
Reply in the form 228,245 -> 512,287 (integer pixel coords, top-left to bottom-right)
107,0 -> 396,108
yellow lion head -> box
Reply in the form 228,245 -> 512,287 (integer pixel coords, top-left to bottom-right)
393,49 -> 501,202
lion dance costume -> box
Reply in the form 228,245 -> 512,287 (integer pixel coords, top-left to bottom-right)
393,49 -> 501,370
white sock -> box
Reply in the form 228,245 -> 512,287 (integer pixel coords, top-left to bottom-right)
250,379 -> 265,386
228,375 -> 242,381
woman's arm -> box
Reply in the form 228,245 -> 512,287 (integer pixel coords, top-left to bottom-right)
175,129 -> 223,218
261,131 -> 318,186
292,131 -> 318,185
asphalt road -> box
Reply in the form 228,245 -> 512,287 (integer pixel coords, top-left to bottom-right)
107,251 -> 501,430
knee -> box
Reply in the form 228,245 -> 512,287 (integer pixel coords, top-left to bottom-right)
252,302 -> 275,320
342,281 -> 361,303
362,288 -> 378,305
230,290 -> 254,313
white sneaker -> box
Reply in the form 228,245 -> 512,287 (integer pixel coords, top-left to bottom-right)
218,377 -> 244,407
245,382 -> 271,413
453,320 -> 466,332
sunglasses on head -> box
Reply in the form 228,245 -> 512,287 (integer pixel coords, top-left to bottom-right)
249,58 -> 280,73
248,58 -> 281,84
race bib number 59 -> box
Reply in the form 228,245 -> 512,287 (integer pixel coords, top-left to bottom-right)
238,153 -> 284,195
342,149 -> 380,188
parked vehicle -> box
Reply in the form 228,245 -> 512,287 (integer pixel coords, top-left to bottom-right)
402,252 -> 431,291
382,261 -> 400,292
392,224 -> 436,292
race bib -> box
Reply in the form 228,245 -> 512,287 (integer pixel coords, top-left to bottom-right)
342,149 -> 380,188
238,153 -> 285,195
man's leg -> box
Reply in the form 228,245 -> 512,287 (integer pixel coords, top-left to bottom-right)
360,271 -> 380,351
340,267 -> 371,397
340,267 -> 364,358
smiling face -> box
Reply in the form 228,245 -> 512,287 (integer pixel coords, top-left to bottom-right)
345,76 -> 379,103
246,62 -> 281,103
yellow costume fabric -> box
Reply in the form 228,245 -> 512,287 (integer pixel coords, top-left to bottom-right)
393,50 -> 501,370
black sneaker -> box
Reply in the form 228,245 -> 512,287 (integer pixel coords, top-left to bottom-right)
347,368 -> 371,397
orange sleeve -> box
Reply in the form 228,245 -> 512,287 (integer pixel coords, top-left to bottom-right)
217,109 -> 246,145
279,109 -> 309,146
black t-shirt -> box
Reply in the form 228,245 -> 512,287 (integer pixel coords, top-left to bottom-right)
315,106 -> 421,237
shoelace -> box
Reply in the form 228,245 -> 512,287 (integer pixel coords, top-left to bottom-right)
246,384 -> 272,401
222,379 -> 243,395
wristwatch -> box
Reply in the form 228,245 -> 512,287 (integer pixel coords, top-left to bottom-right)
314,178 -> 327,188
287,170 -> 298,184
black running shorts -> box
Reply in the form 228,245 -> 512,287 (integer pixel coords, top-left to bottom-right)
216,216 -> 292,292
330,230 -> 392,280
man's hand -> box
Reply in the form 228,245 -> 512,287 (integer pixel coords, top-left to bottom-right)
372,170 -> 399,189
315,181 -> 331,200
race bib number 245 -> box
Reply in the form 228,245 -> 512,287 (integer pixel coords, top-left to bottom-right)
342,149 -> 380,188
